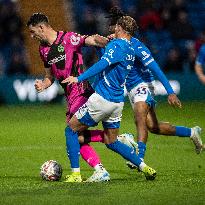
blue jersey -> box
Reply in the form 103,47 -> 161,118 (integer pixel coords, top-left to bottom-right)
126,37 -> 154,92
77,38 -> 135,102
91,37 -> 174,95
196,44 -> 205,66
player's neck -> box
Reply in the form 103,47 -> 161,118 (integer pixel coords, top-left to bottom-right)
46,29 -> 58,46
117,33 -> 131,41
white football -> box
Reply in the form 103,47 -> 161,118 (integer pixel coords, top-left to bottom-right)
40,160 -> 62,181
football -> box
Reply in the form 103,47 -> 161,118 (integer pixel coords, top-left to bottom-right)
40,160 -> 62,181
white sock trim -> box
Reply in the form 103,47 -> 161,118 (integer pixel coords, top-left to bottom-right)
191,128 -> 194,137
94,163 -> 104,171
72,168 -> 80,173
139,162 -> 146,171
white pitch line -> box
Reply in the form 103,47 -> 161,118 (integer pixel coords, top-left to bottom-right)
0,145 -> 65,151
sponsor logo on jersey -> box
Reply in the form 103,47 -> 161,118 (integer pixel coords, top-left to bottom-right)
48,54 -> 66,65
70,35 -> 80,45
57,44 -> 64,52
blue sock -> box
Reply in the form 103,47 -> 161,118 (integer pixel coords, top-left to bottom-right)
65,126 -> 80,168
106,140 -> 142,167
138,141 -> 146,159
175,126 -> 191,137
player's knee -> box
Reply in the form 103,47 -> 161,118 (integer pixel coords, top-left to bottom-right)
78,135 -> 84,144
104,135 -> 117,144
147,125 -> 160,134
67,120 -> 77,132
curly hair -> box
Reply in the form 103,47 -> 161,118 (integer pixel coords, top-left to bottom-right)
117,16 -> 138,36
105,7 -> 125,26
27,13 -> 49,27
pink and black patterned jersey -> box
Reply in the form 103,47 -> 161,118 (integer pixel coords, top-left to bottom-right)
39,31 -> 93,121
39,31 -> 86,79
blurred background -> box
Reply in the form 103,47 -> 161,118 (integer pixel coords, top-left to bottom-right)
0,0 -> 205,105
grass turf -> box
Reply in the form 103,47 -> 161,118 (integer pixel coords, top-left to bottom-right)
0,101 -> 205,205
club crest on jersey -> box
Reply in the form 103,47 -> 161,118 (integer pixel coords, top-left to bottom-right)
57,44 -> 64,52
108,49 -> 114,58
70,35 -> 80,45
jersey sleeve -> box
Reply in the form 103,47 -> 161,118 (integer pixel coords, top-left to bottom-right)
196,45 -> 205,65
135,42 -> 154,67
134,40 -> 174,94
101,41 -> 123,65
147,61 -> 174,94
77,58 -> 109,82
95,47 -> 105,59
39,46 -> 50,68
68,32 -> 85,50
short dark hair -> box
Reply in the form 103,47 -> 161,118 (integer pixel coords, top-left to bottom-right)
105,7 -> 125,26
26,13 -> 49,27
117,16 -> 138,36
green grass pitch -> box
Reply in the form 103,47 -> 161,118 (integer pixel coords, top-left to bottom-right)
0,101 -> 205,205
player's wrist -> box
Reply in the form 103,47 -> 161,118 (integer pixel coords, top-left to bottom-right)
77,76 -> 82,83
168,92 -> 175,96
41,80 -> 48,91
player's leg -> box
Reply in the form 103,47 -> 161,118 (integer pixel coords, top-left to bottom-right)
146,107 -> 203,154
133,101 -> 150,159
79,130 -> 104,143
67,93 -> 111,182
104,127 -> 156,180
146,107 -> 176,135
78,131 -> 108,177
128,82 -> 155,159
64,116 -> 89,183
100,101 -> 156,180
64,95 -> 91,182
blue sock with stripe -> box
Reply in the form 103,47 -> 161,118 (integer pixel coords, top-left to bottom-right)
106,140 -> 142,166
175,126 -> 191,137
138,141 -> 146,159
65,126 -> 80,168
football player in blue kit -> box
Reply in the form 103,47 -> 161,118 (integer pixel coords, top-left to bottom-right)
195,44 -> 205,85
62,15 -> 157,182
105,8 -> 203,167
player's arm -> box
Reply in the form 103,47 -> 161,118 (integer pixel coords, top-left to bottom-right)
61,42 -> 122,84
34,68 -> 55,92
61,59 -> 109,84
137,44 -> 181,107
85,34 -> 108,47
147,61 -> 181,108
194,45 -> 205,85
147,61 -> 174,94
195,63 -> 205,85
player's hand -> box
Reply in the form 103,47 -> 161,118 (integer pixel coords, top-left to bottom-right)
93,34 -> 109,46
61,76 -> 78,85
167,94 -> 182,108
34,79 -> 45,92
76,33 -> 89,39
198,74 -> 205,85
107,33 -> 116,41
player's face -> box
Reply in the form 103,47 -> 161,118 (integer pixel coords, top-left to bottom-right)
29,25 -> 47,43
109,25 -> 115,34
114,24 -> 121,38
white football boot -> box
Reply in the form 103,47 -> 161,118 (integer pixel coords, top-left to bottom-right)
190,126 -> 203,154
85,168 -> 110,182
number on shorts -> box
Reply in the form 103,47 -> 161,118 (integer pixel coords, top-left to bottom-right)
136,87 -> 147,95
